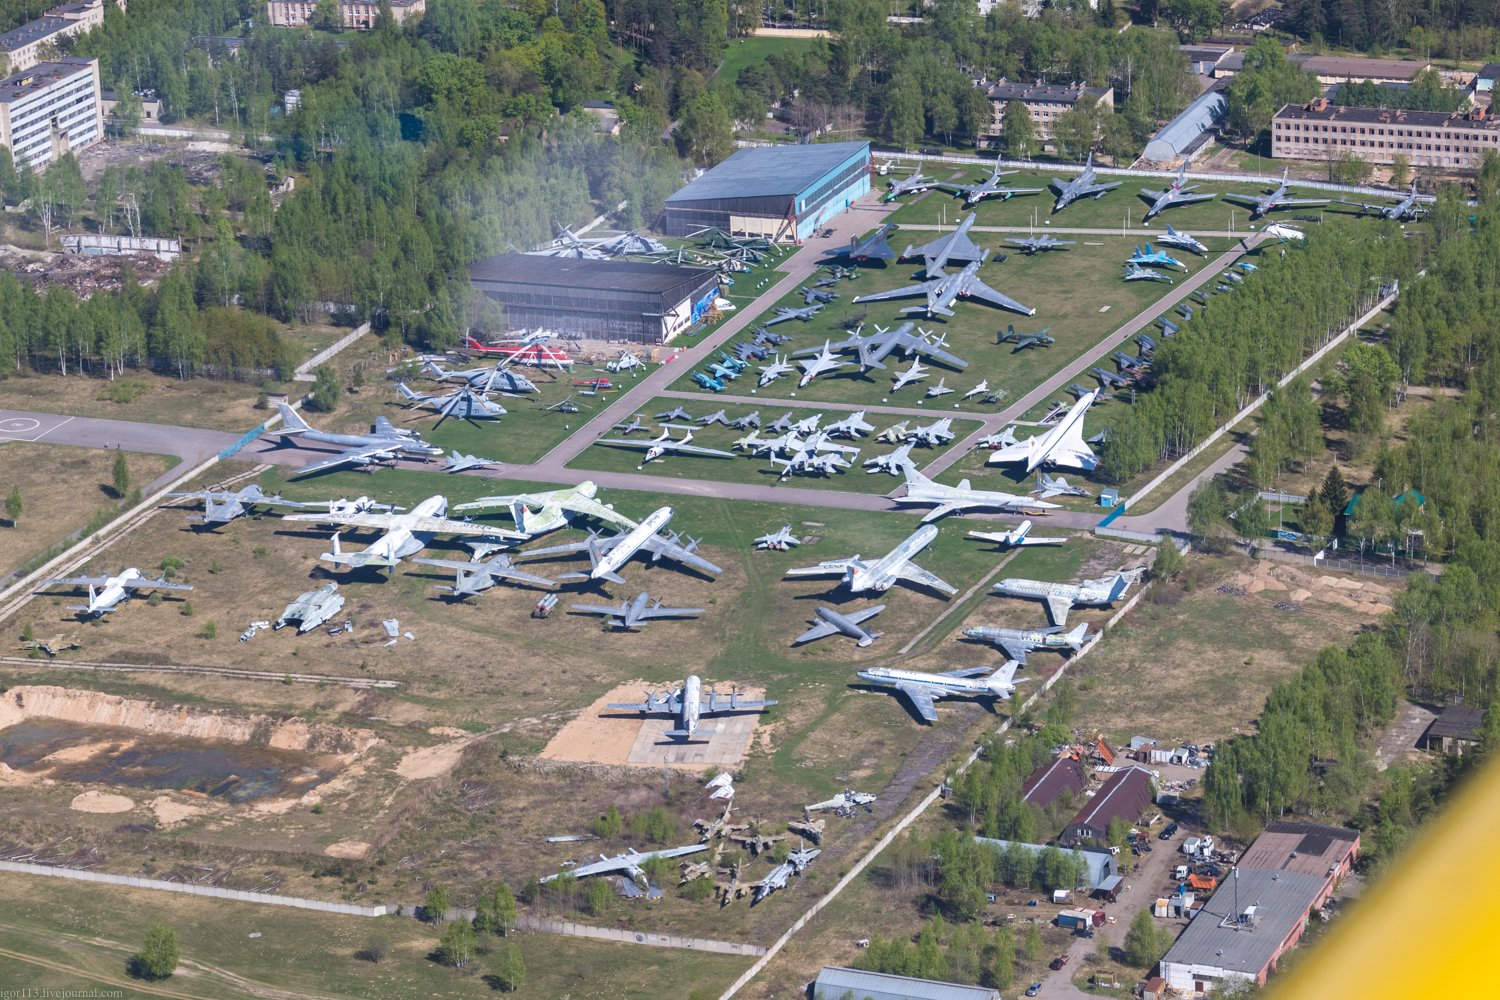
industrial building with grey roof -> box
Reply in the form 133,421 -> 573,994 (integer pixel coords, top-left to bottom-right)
660,141 -> 870,242
1158,821 -> 1359,994
813,966 -> 1000,1000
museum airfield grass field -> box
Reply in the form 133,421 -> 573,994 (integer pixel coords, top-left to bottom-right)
0,461 -> 1084,926
670,237 -> 1217,418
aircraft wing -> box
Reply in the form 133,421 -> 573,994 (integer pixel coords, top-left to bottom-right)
963,277 -> 1035,316
1170,192 -> 1216,206
1139,187 -> 1166,200
792,621 -> 841,645
853,279 -> 936,304
124,577 -> 193,592
573,602 -> 629,617
594,437 -> 655,451
896,331 -> 970,370
844,605 -> 885,625
638,535 -> 724,576
943,666 -> 995,678
1044,595 -> 1074,626
1220,193 -> 1261,207
638,604 -> 705,620
566,497 -> 638,528
292,442 -> 401,476
896,563 -> 956,596
666,443 -> 735,459
785,559 -> 856,579
917,503 -> 965,524
996,639 -> 1029,664
43,575 -> 112,587
894,684 -> 940,723
1274,197 -> 1328,208
1081,180 -> 1123,196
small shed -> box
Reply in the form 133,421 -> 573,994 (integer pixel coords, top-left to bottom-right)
1094,874 -> 1125,902
1420,705 -> 1483,756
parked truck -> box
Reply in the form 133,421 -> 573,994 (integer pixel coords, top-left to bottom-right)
1182,836 -> 1202,856
1056,909 -> 1107,932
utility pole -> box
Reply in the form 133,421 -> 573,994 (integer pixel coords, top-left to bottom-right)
663,753 -> 671,800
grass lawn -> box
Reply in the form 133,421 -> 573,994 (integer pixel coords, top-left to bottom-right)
714,34 -> 822,84
562,395 -> 985,495
884,167 -> 1372,234
0,871 -> 750,999
673,240 -> 1203,414
0,443 -> 173,579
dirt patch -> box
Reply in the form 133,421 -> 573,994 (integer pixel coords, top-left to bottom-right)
0,686 -> 382,757
540,679 -> 767,771
70,790 -> 134,813
426,726 -> 469,738
396,736 -> 482,780
323,840 -> 372,860
149,795 -> 211,828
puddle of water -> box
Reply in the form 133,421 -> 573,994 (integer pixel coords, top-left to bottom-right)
0,720 -> 333,802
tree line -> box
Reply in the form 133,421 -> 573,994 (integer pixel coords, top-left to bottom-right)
1098,224 -> 1420,483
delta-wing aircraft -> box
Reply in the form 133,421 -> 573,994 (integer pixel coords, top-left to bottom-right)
986,390 -> 1099,471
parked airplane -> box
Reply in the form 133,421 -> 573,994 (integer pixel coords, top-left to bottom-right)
1222,168 -> 1328,218
571,592 -> 703,629
785,524 -> 954,596
454,481 -> 635,536
986,391 -> 1098,471
1127,244 -> 1186,270
884,164 -> 939,200
40,568 -> 192,617
441,451 -> 500,473
272,403 -> 443,476
607,674 -> 775,740
1339,180 -> 1427,221
899,212 -> 988,275
755,525 -> 802,550
1034,472 -> 1091,499
794,322 -> 969,371
854,260 -> 1035,318
593,426 -> 735,466
857,661 -> 1025,723
890,358 -> 929,392
909,418 -> 957,446
798,341 -> 852,387
759,354 -> 795,386
415,552 -> 555,597
926,378 -> 954,398
793,605 -> 885,647
527,506 -> 722,583
697,409 -> 732,427
765,304 -> 825,326
966,519 -> 1066,549
998,325 -> 1054,351
1123,261 -> 1174,283
897,467 -> 1056,522
397,381 -> 507,425
963,623 -> 1091,664
991,569 -> 1144,625
1159,223 -> 1208,255
826,410 -> 875,438
1263,222 -> 1307,242
863,442 -> 916,475
655,405 -> 693,422
692,371 -> 725,392
540,845 -> 707,886
273,583 -> 345,632
939,160 -> 1043,205
1006,234 -> 1075,255
283,495 -> 525,571
833,223 -> 898,263
964,380 -> 991,400
164,483 -> 308,526
1051,152 -> 1122,212
1139,162 -> 1216,220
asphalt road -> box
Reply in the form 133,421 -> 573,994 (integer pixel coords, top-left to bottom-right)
0,409 -> 240,493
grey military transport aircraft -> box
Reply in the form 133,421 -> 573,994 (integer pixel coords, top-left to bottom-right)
272,402 -> 443,476
607,674 -> 776,740
164,483 -> 309,526
570,592 -> 703,630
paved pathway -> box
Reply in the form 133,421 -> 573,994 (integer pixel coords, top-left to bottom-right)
0,409 -> 239,493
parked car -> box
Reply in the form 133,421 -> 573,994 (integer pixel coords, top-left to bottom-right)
1026,983 -> 1043,997
1159,822 -> 1179,841
1050,954 -> 1070,971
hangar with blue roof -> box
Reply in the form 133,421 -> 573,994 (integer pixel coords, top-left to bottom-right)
661,141 -> 871,242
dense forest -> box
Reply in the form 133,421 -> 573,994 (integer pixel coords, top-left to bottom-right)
1280,0 -> 1500,60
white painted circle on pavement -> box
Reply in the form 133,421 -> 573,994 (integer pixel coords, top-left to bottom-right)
0,417 -> 40,433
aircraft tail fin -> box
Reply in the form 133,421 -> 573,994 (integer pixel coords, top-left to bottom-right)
1108,572 -> 1133,601
900,462 -> 932,490
1066,622 -> 1090,647
276,402 -> 311,433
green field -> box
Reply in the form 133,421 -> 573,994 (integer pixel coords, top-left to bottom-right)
714,34 -> 822,85
562,395 -> 984,494
673,239 -> 1204,414
884,165 -> 1371,234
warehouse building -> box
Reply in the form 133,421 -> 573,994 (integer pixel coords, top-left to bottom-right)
975,837 -> 1119,891
0,58 -> 103,169
1142,86 -> 1227,163
469,254 -> 719,346
1271,98 -> 1500,169
1020,753 -> 1086,810
981,79 -> 1114,144
1158,822 -> 1358,994
660,141 -> 870,242
813,966 -> 1000,1000
1061,766 -> 1156,846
